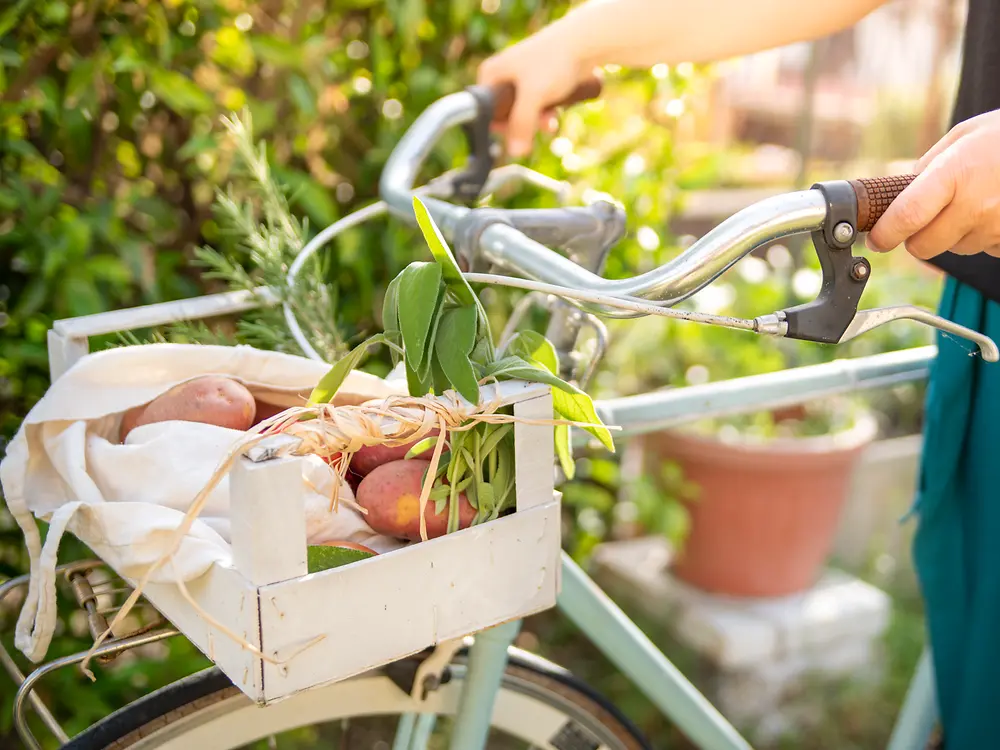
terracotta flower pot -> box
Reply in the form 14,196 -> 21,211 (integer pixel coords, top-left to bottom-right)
644,412 -> 877,597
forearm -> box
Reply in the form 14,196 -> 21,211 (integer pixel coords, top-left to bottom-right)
547,0 -> 889,70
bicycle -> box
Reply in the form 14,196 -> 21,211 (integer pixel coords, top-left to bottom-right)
3,83 -> 995,750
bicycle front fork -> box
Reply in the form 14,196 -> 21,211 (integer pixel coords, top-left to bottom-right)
393,618 -> 521,750
448,619 -> 523,749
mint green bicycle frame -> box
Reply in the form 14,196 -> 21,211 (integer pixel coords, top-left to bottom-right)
35,303 -> 938,749
373,89 -> 943,750
401,346 -> 938,750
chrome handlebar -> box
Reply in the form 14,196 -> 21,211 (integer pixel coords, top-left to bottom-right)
377,90 -> 998,361
379,91 -> 828,313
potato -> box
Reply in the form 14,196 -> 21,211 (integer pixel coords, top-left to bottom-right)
350,429 -> 441,476
356,459 -> 476,541
253,399 -> 290,426
119,376 -> 256,442
346,470 -> 363,494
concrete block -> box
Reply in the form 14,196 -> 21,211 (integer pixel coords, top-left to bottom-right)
591,536 -> 892,740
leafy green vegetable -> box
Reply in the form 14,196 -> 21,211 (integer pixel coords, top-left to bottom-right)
412,196 -> 475,306
406,436 -> 439,458
307,545 -> 375,573
435,306 -> 479,403
398,262 -> 443,372
382,275 -> 402,345
552,388 -> 614,452
309,333 -> 390,404
480,356 -> 614,451
479,423 -> 512,457
311,195 -> 614,539
555,424 -> 574,479
506,330 -> 559,375
507,331 -> 576,472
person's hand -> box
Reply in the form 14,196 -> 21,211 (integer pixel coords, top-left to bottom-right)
477,29 -> 594,158
868,109 -> 1000,259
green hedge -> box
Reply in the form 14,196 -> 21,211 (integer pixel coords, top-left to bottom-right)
0,2 -> 701,743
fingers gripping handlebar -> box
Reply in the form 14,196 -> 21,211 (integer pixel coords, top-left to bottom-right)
378,90 -> 997,360
487,79 -> 604,125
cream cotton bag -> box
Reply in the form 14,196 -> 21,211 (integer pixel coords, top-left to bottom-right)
0,343 -> 406,664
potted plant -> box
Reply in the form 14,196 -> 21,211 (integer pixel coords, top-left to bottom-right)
594,243 -> 935,598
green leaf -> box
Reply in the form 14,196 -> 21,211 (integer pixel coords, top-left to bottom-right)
471,335 -> 493,368
432,452 -> 452,480
307,545 -> 375,573
460,447 -> 476,473
506,330 -> 559,375
479,423 -> 512,458
288,75 -> 317,117
412,196 -> 474,306
250,37 -> 305,68
0,0 -> 32,39
406,436 -> 439,458
406,356 -> 433,396
65,58 -> 97,107
555,424 -> 574,479
149,69 -> 214,114
382,276 -> 400,337
435,306 -> 479,403
552,388 -> 615,452
476,483 -> 495,514
274,167 -> 339,228
491,440 -> 512,507
481,356 -> 573,393
431,356 -> 451,395
429,485 -> 451,502
309,333 -> 387,404
397,262 -> 442,372
482,356 -> 615,452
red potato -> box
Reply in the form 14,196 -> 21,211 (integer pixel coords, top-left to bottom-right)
350,429 -> 441,477
253,399 -> 290,426
356,459 -> 476,541
119,376 -> 256,443
346,470 -> 363,494
319,540 -> 377,555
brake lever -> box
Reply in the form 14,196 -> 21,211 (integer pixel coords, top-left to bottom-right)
751,180 -> 999,362
842,307 -> 999,359
754,307 -> 999,361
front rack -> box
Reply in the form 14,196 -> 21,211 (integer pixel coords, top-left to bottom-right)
0,561 -> 180,750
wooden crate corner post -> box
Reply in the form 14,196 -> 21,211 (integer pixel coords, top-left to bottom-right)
512,388 -> 555,512
229,455 -> 309,587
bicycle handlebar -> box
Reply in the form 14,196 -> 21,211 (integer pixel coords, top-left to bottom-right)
849,175 -> 916,232
380,91 -> 829,313
375,89 -> 996,359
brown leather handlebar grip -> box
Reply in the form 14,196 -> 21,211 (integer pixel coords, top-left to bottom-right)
849,175 -> 916,232
488,78 -> 603,125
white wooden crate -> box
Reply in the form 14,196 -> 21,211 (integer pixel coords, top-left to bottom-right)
121,380 -> 560,705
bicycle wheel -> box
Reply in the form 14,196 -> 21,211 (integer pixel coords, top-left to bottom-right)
64,648 -> 649,750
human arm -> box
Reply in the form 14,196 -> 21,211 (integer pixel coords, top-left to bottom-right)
478,0 -> 889,155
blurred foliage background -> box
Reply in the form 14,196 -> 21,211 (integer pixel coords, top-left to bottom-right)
0,0 -> 951,747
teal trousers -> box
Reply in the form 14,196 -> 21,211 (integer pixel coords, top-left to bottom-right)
914,276 -> 1000,749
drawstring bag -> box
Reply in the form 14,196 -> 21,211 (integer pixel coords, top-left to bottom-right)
0,343 -> 406,664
